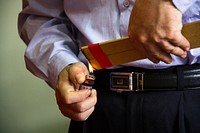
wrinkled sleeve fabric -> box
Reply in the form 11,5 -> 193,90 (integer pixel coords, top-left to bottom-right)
18,0 -> 81,89
172,0 -> 198,13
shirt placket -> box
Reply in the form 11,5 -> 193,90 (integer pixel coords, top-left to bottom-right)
118,0 -> 134,37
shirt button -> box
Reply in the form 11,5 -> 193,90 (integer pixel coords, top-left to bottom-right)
123,0 -> 130,7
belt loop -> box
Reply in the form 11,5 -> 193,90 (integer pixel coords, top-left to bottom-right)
176,66 -> 184,91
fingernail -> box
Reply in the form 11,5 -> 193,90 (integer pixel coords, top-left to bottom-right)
92,89 -> 96,95
181,52 -> 187,58
76,73 -> 85,83
86,89 -> 92,95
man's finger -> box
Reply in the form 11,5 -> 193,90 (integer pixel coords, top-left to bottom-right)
68,62 -> 89,84
143,42 -> 172,64
158,40 -> 187,58
66,89 -> 97,113
169,31 -> 190,51
60,105 -> 95,121
56,86 -> 92,104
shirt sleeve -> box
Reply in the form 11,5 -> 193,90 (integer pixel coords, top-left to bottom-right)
18,0 -> 81,89
172,0 -> 198,13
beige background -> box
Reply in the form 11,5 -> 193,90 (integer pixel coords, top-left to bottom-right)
0,1 -> 70,132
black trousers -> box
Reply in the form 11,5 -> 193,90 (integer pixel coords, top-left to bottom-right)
69,65 -> 200,133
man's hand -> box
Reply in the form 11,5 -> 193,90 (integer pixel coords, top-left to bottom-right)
55,62 -> 97,121
128,0 -> 190,64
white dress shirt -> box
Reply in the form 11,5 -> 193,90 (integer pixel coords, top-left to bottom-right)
18,0 -> 200,88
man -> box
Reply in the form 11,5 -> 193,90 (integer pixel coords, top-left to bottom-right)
18,0 -> 200,132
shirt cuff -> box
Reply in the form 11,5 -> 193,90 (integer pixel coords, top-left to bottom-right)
48,50 -> 80,89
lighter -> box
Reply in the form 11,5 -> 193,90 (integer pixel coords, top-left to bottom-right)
79,63 -> 96,90
80,74 -> 96,90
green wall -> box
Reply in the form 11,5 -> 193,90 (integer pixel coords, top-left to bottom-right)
0,1 -> 70,133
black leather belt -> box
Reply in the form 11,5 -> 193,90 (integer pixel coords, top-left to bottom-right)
93,64 -> 200,92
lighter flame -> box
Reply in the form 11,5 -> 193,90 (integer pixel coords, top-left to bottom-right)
88,63 -> 94,73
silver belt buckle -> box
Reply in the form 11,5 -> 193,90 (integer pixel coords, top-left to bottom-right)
110,72 -> 144,92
